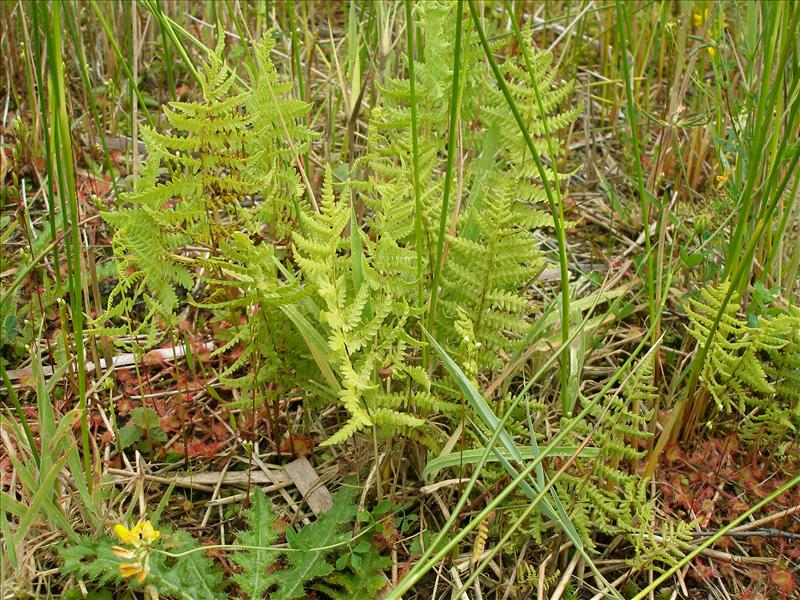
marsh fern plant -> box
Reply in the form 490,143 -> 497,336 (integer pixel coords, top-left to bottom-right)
102,3 -> 581,449
103,34 -> 311,320
357,1 -> 578,375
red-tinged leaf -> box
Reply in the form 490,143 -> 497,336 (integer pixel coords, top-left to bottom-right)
190,340 -> 214,363
143,349 -> 168,367
160,414 -> 182,433
210,420 -> 229,441
665,444 -> 681,462
103,455 -> 122,469
279,434 -> 313,457
186,438 -> 224,459
771,568 -> 795,596
115,397 -> 133,416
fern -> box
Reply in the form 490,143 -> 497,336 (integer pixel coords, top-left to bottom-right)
686,281 -> 790,413
103,32 -> 312,320
440,174 -> 544,372
293,168 -> 456,446
628,489 -> 696,573
739,305 -> 800,454
101,4 -> 576,456
556,355 -> 658,549
357,0 -> 577,379
101,32 -> 319,415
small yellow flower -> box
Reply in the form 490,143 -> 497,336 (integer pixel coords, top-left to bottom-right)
114,520 -> 160,548
716,171 -> 729,186
139,521 -> 160,544
114,524 -> 138,546
707,46 -> 716,58
113,520 -> 160,585
694,8 -> 709,27
119,561 -> 148,584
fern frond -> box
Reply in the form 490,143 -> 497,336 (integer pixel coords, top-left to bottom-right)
686,281 -> 777,412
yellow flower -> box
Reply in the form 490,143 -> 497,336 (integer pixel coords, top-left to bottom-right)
694,8 -> 709,27
139,521 -> 160,544
716,171 -> 729,186
114,520 -> 160,548
113,520 -> 159,585
119,561 -> 148,584
114,524 -> 138,546
707,46 -> 716,58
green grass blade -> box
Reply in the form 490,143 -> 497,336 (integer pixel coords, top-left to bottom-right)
422,328 -> 583,547
426,0 -> 464,334
404,0 -> 425,317
423,445 -> 600,482
46,0 -> 92,492
468,0 -> 573,414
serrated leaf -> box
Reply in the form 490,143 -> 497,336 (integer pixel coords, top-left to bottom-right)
320,545 -> 392,600
265,489 -> 358,600
231,489 -> 281,600
58,536 -> 125,587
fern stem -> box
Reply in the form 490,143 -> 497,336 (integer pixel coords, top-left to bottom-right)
426,0 -> 464,338
468,0 -> 572,414
404,0 -> 426,319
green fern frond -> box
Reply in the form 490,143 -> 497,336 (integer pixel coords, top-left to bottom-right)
686,280 -> 780,412
740,305 -> 800,453
103,33 -> 311,321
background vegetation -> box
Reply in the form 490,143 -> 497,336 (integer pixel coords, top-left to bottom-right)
1,1 -> 799,598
